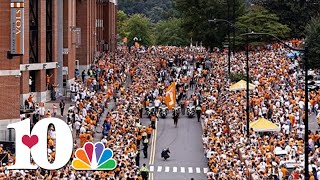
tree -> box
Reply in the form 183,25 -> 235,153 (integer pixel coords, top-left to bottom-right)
118,0 -> 176,23
124,14 -> 154,46
252,0 -> 320,38
174,0 -> 246,48
306,17 -> 320,69
235,5 -> 290,46
154,18 -> 189,46
117,10 -> 129,40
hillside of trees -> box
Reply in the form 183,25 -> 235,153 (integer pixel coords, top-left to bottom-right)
118,0 -> 178,22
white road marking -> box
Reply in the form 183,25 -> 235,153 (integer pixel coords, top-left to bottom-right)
151,166 -> 207,174
173,167 -> 177,173
204,168 -> 208,173
150,166 -> 154,172
196,167 -> 201,173
181,167 -> 185,173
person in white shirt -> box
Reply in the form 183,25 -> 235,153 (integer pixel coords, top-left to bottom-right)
68,121 -> 73,131
101,136 -> 107,145
80,126 -> 86,134
154,98 -> 161,114
282,124 -> 290,136
75,121 -> 81,137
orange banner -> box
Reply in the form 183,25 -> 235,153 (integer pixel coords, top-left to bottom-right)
164,82 -> 176,110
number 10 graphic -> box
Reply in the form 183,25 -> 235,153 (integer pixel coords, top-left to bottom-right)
7,118 -> 73,170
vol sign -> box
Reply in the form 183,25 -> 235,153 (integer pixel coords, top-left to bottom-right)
7,118 -> 73,170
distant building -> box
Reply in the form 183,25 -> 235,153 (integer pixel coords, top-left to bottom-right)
0,0 -> 117,141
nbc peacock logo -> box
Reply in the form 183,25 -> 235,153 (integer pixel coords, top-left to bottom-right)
72,142 -> 117,170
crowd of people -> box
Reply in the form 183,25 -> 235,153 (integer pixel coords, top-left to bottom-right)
201,40 -> 320,179
0,39 -> 320,180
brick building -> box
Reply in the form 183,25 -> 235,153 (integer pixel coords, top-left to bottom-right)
0,0 -> 117,141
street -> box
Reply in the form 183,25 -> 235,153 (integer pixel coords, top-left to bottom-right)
139,110 -> 207,180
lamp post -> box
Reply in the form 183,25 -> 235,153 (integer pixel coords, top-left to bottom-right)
232,0 -> 236,56
209,19 -> 251,136
245,29 -> 250,137
208,19 -> 233,77
240,32 -> 309,179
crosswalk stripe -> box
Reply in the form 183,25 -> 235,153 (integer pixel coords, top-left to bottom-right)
150,166 -> 154,172
196,167 -> 201,173
204,168 -> 208,173
149,166 -> 208,174
181,167 -> 185,173
173,167 -> 177,173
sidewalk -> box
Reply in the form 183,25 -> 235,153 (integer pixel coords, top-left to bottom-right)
43,78 -> 131,145
44,96 -> 112,143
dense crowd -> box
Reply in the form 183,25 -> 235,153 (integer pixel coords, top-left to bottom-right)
201,40 -> 320,180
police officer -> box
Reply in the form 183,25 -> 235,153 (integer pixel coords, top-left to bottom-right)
135,149 -> 140,166
140,164 -> 149,180
143,138 -> 149,158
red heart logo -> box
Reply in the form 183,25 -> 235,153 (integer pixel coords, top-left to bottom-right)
22,135 -> 39,149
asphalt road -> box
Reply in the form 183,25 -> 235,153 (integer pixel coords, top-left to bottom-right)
139,111 -> 207,180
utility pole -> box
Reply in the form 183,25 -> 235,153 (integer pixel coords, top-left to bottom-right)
227,0 -> 231,76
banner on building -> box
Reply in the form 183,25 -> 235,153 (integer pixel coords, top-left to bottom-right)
10,1 -> 24,55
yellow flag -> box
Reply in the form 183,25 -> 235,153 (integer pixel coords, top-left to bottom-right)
165,82 -> 176,110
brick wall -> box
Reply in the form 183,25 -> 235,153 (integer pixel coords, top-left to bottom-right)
76,0 -> 89,67
0,0 -> 21,120
63,0 -> 75,80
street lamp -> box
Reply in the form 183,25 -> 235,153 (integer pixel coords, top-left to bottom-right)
209,19 -> 252,137
208,19 -> 232,77
240,32 -> 309,179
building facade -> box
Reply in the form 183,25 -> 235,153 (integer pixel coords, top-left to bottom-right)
0,0 -> 117,141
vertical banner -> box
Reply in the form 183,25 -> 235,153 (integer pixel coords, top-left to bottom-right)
10,1 -> 24,55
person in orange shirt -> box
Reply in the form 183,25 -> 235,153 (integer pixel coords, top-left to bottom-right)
48,138 -> 54,150
79,132 -> 86,147
146,125 -> 153,139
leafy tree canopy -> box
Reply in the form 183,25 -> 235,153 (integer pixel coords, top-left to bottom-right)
124,14 -> 154,46
252,0 -> 320,37
117,10 -> 129,39
154,18 -> 189,46
306,17 -> 320,69
118,0 -> 178,23
174,0 -> 246,48
235,5 -> 291,46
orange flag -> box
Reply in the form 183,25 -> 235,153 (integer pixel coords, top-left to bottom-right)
165,82 -> 176,110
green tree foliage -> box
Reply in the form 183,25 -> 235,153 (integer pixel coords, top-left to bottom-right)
174,0 -> 246,48
230,72 -> 253,82
154,18 -> 189,46
235,5 -> 290,46
252,0 -> 320,38
124,14 -> 154,46
306,17 -> 320,69
117,10 -> 129,39
118,0 -> 178,23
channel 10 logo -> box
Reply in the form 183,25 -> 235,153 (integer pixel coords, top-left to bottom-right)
7,118 -> 117,170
